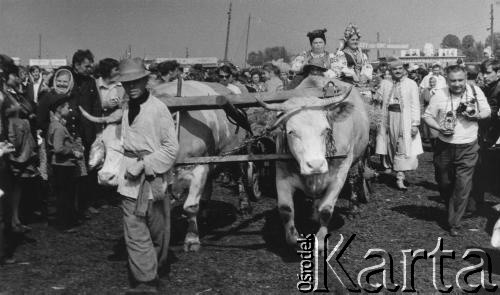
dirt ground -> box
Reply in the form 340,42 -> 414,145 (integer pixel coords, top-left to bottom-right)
1,151 -> 500,294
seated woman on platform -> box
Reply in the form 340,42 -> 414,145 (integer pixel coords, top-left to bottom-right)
332,23 -> 373,85
291,28 -> 337,81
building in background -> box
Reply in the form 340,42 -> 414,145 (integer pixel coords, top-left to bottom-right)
144,57 -> 219,70
28,59 -> 67,69
399,45 -> 464,66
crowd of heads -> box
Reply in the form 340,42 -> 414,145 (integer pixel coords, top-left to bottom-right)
146,60 -> 295,92
369,57 -> 499,89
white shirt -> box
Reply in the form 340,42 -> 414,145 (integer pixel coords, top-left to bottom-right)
33,77 -> 42,103
423,85 -> 491,144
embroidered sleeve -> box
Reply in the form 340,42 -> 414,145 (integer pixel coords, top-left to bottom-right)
332,51 -> 356,78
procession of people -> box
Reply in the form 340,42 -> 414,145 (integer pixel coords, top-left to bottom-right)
1,21 -> 500,293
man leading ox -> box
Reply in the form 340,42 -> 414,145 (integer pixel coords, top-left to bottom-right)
115,58 -> 179,292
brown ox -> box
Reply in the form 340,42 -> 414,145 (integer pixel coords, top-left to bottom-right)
83,80 -> 251,252
256,77 -> 369,249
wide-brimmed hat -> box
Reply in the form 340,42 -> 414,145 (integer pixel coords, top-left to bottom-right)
118,58 -> 150,82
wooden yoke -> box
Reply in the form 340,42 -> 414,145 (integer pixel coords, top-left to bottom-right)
157,85 -> 350,112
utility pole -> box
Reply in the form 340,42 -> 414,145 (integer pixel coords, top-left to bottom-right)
244,14 -> 251,67
491,3 -> 495,56
376,32 -> 380,59
223,2 -> 232,62
127,45 -> 132,58
185,47 -> 189,58
38,34 -> 42,59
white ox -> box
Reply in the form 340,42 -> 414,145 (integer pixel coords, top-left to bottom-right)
83,80 -> 250,252
256,77 -> 369,249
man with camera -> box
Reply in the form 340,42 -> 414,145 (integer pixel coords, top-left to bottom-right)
423,65 -> 491,237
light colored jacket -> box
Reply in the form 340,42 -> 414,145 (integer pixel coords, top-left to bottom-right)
376,77 -> 423,157
117,94 -> 179,199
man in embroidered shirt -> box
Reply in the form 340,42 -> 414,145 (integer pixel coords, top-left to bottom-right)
375,58 -> 423,190
116,58 -> 179,292
423,65 -> 491,237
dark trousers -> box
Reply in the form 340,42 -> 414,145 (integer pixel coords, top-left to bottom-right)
470,147 -> 489,211
53,165 -> 78,229
434,139 -> 479,228
77,171 -> 101,214
0,195 -> 4,260
0,159 -> 8,260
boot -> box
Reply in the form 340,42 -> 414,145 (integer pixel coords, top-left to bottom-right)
396,171 -> 407,191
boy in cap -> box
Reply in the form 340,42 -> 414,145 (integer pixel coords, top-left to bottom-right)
46,96 -> 84,232
116,58 -> 179,293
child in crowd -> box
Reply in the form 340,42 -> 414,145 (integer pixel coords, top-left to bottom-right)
46,97 -> 84,232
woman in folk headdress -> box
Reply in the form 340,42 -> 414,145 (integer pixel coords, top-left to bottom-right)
291,29 -> 337,80
333,23 -> 373,84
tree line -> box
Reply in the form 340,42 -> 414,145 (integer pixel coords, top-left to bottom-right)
441,34 -> 492,62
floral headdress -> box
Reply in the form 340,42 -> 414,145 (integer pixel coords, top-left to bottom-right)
343,23 -> 361,41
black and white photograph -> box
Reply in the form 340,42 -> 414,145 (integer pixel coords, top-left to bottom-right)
1,0 -> 500,293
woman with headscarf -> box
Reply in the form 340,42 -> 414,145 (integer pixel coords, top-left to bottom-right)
291,29 -> 337,82
36,67 -> 87,227
37,67 -> 75,138
333,23 -> 373,85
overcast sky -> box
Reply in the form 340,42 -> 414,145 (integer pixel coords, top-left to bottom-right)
0,0 -> 492,64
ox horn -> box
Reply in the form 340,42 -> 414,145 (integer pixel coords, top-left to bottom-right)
319,85 -> 353,107
267,107 -> 303,131
79,106 -> 123,124
254,94 -> 288,112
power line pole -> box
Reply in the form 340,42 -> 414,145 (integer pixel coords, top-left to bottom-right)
38,34 -> 42,59
491,3 -> 495,56
244,14 -> 251,67
223,2 -> 232,62
376,32 -> 380,59
185,47 -> 189,58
